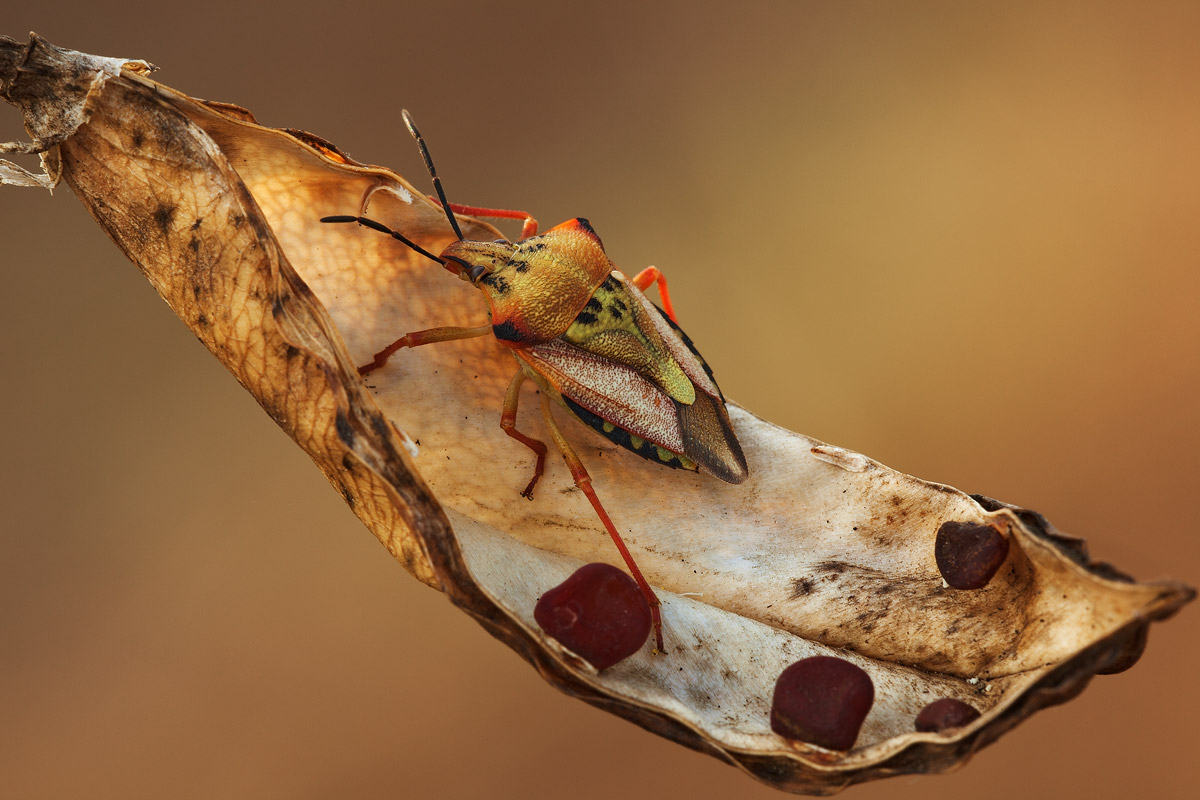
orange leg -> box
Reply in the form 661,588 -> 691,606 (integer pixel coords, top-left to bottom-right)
538,393 -> 665,654
630,266 -> 677,323
358,324 -> 491,376
499,370 -> 548,498
434,199 -> 540,239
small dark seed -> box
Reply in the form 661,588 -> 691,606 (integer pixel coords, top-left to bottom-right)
770,656 -> 874,750
915,698 -> 982,732
934,520 -> 1010,589
534,563 -> 651,671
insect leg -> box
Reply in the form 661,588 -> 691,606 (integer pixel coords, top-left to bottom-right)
358,324 -> 491,376
499,370 -> 548,498
629,266 -> 677,323
537,393 -> 666,654
431,200 -> 540,239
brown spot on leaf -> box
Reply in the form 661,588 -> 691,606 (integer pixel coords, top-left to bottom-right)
152,203 -> 176,234
790,578 -> 815,598
334,410 -> 356,447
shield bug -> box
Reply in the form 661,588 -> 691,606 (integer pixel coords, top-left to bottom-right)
322,111 -> 748,655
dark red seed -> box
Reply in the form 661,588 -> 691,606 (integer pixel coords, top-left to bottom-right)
770,656 -> 875,751
915,698 -> 981,732
934,521 -> 1010,589
534,563 -> 651,671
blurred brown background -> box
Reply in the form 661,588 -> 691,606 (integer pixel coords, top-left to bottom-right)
2,2 -> 1196,798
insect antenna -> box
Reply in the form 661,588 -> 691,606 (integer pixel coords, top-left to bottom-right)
319,215 -> 443,264
402,109 -> 465,242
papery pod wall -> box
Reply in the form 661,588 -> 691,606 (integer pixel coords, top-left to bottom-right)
1,32 -> 1194,798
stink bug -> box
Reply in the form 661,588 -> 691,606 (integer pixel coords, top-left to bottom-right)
322,111 -> 748,654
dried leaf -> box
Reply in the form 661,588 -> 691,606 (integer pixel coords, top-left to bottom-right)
1,35 -> 1191,794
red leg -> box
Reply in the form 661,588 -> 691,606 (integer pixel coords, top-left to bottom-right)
358,324 -> 491,376
499,370 -> 548,498
538,394 -> 665,654
434,199 -> 539,239
630,266 -> 677,323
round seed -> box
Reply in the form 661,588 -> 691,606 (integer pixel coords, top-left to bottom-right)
915,697 -> 982,732
534,563 -> 651,671
770,656 -> 875,751
935,520 -> 1010,589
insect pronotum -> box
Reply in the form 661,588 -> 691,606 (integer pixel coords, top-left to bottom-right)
323,111 -> 748,654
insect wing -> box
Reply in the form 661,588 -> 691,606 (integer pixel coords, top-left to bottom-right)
518,339 -> 690,462
624,276 -> 748,484
520,330 -> 748,483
